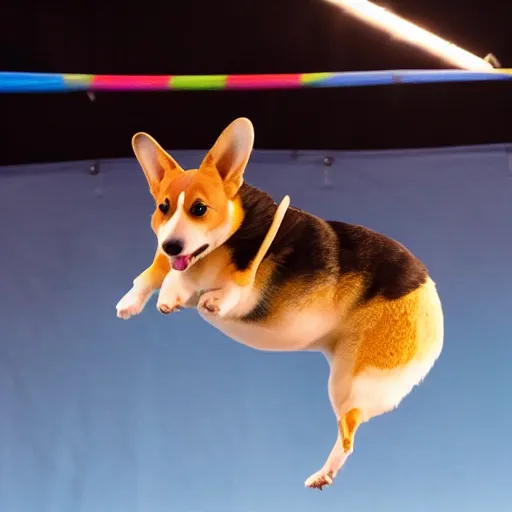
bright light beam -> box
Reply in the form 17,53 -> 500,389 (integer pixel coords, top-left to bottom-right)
324,0 -> 495,71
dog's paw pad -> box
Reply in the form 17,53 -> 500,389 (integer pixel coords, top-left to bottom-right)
304,470 -> 333,491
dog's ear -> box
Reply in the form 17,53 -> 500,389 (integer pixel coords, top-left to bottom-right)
200,117 -> 254,198
132,132 -> 184,198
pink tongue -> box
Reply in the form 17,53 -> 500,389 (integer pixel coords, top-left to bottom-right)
173,256 -> 190,271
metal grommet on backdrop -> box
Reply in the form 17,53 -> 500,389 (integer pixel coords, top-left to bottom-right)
89,163 -> 100,175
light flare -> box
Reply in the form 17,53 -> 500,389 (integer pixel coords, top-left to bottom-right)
323,0 -> 495,72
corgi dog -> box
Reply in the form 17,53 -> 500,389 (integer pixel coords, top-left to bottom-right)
116,117 -> 444,490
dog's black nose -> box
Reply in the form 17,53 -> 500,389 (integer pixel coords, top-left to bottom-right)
162,239 -> 184,256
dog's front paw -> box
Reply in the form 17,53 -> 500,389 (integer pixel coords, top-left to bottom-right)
156,286 -> 183,316
304,469 -> 334,491
156,300 -> 182,315
116,289 -> 146,319
198,291 -> 222,316
198,288 -> 239,318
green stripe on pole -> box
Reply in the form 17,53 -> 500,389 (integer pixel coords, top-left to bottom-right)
170,75 -> 228,90
63,74 -> 94,87
300,72 -> 332,84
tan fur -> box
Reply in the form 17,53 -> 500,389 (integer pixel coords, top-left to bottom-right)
340,408 -> 363,452
116,117 -> 444,491
351,288 -> 426,374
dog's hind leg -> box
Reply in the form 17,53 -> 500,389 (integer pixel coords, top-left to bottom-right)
304,345 -> 366,490
304,408 -> 363,490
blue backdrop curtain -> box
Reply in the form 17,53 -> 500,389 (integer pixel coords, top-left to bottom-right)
1,145 -> 511,512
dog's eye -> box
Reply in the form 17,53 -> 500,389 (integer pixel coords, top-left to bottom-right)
189,201 -> 207,217
158,198 -> 170,214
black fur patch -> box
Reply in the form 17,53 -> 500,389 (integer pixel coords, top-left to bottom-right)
327,222 -> 428,302
226,183 -> 428,321
224,183 -> 277,271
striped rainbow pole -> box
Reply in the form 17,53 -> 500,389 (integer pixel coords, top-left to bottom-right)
0,69 -> 511,93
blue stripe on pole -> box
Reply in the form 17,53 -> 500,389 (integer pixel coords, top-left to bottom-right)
0,72 -> 70,93
398,70 -> 510,84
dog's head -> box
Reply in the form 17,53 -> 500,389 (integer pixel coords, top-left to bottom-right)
132,117 -> 254,272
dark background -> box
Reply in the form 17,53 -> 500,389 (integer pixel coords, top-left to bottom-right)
2,0 -> 512,165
